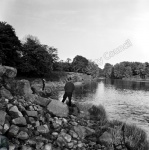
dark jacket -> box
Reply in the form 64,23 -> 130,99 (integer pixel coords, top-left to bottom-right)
64,81 -> 75,93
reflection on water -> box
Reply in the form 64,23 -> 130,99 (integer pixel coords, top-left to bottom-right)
55,79 -> 149,138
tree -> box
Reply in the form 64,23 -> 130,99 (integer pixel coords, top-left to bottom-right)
103,63 -> 113,78
19,35 -> 53,76
0,21 -> 21,66
86,60 -> 100,77
72,55 -> 88,73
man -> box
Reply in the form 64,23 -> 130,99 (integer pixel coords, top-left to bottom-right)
42,78 -> 46,91
62,77 -> 75,106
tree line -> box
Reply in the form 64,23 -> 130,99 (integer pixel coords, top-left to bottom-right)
0,21 -> 100,78
102,62 -> 149,79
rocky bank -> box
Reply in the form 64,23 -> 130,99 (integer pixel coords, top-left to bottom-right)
0,65 -> 148,150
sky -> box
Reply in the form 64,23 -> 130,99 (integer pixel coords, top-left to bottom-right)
0,0 -> 149,68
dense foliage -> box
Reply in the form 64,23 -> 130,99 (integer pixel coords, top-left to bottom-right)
102,61 -> 149,79
0,22 -> 21,66
18,36 -> 55,76
0,21 -> 101,77
71,55 -> 89,73
2,21 -> 148,79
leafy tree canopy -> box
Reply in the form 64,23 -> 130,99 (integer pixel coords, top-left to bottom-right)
0,21 -> 21,66
72,55 -> 89,73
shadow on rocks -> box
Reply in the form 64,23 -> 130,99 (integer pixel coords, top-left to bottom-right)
65,102 -> 80,116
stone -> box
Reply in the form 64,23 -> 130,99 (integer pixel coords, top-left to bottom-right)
63,133 -> 72,143
69,130 -> 78,139
0,110 -> 6,125
73,125 -> 86,139
30,85 -> 40,94
26,111 -> 38,117
8,125 -> 19,136
35,121 -> 40,127
21,145 -> 33,150
3,78 -> 17,94
0,65 -> 6,77
4,66 -> 17,78
3,123 -> 10,133
37,125 -> 49,134
67,142 -> 74,149
28,117 -> 36,124
47,100 -> 69,117
24,93 -> 37,102
9,144 -> 16,150
55,118 -> 62,125
85,127 -> 95,136
34,96 -> 51,107
98,131 -> 113,146
43,143 -> 52,150
56,136 -> 66,147
17,131 -> 29,140
12,117 -> 27,126
52,132 -> 59,136
9,105 -> 23,118
77,141 -> 83,148
62,118 -> 68,124
16,80 -> 32,96
36,142 -> 44,149
0,87 -> 13,99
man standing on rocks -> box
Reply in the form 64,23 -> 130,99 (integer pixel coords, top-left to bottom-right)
62,77 -> 75,106
42,78 -> 46,91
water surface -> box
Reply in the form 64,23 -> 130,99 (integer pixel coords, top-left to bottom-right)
55,79 -> 149,137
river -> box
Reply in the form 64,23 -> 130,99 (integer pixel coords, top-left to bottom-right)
54,79 -> 149,137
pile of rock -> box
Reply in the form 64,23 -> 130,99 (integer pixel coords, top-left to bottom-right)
0,65 -> 127,150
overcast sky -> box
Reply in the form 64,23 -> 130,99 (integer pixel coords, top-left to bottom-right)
1,0 -> 149,68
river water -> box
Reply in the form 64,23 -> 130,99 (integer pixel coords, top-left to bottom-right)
55,79 -> 149,137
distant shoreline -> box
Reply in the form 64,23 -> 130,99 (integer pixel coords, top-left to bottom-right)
122,78 -> 149,82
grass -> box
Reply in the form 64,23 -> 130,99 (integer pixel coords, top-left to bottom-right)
107,120 -> 149,150
79,104 -> 149,150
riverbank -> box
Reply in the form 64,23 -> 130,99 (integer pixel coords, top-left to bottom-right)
0,65 -> 149,150
122,77 -> 149,82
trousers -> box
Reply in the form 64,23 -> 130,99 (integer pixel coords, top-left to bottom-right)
62,92 -> 72,106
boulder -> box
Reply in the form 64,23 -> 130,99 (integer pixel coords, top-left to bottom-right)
26,111 -> 38,117
37,125 -> 49,134
30,85 -> 41,94
24,93 -> 37,102
12,117 -> 27,126
4,66 -> 17,78
43,143 -> 52,150
0,110 -> 6,126
8,125 -> 19,136
85,127 -> 95,136
3,78 -> 17,94
73,125 -> 86,140
0,87 -> 13,99
34,96 -> 51,107
16,80 -> 32,96
47,100 -> 69,117
9,106 -> 23,118
98,131 -> 113,146
17,131 -> 29,140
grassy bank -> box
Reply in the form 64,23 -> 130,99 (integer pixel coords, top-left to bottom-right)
77,104 -> 149,150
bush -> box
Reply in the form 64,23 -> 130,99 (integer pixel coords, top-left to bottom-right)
88,105 -> 107,126
108,120 -> 149,150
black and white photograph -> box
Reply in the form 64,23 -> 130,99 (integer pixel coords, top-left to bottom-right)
0,0 -> 149,149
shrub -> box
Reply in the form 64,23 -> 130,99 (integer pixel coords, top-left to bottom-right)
88,105 -> 107,126
108,120 -> 149,150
